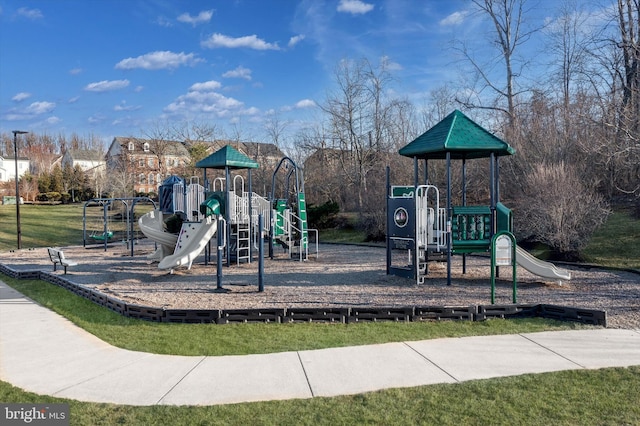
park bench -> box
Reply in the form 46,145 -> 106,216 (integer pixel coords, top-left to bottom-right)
47,248 -> 78,274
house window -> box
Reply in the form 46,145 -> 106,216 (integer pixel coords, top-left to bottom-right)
143,142 -> 150,152
148,158 -> 154,167
139,174 -> 146,184
139,159 -> 145,167
149,173 -> 154,185
128,142 -> 135,151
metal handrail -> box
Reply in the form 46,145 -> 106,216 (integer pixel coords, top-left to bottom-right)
272,209 -> 318,260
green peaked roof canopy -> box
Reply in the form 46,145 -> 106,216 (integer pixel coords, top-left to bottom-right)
399,109 -> 515,160
196,144 -> 259,169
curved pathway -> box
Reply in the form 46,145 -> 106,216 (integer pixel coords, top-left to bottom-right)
1,281 -> 639,406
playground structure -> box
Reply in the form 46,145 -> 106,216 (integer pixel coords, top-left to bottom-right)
387,110 -> 571,292
138,145 -> 316,278
269,156 -> 315,261
82,196 -> 157,252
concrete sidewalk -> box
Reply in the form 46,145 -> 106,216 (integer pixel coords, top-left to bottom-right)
1,281 -> 639,406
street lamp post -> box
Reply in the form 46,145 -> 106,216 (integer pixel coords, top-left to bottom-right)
12,130 -> 28,250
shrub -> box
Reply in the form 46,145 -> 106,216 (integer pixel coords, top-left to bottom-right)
515,162 -> 610,259
307,201 -> 340,228
36,192 -> 62,202
359,211 -> 386,242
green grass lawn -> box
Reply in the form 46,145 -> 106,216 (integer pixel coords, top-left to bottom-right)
0,203 -> 154,251
582,208 -> 640,269
0,204 -> 86,249
3,276 -> 586,356
1,203 -> 639,424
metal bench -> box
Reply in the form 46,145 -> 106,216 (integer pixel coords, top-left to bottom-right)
47,248 -> 78,274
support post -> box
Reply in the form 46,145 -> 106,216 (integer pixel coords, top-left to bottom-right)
386,166 -> 391,275
446,152 -> 452,286
103,202 -> 109,252
462,156 -> 467,274
216,216 -> 224,290
225,166 -> 231,266
258,214 -> 264,292
248,169 -> 253,262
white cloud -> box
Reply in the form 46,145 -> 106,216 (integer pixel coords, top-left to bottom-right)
68,96 -> 80,104
84,80 -> 130,92
164,80 -> 248,119
222,66 -> 252,80
88,113 -> 107,124
3,100 -> 56,121
45,116 -> 61,125
115,51 -> 202,70
381,55 -> 402,71
201,33 -> 280,50
69,68 -> 83,75
165,91 -> 243,116
288,34 -> 305,48
295,99 -> 316,109
24,101 -> 55,115
114,101 -> 141,112
337,0 -> 374,15
440,11 -> 468,26
189,80 -> 222,91
155,16 -> 173,27
177,10 -> 213,26
12,92 -> 31,102
16,7 -> 43,20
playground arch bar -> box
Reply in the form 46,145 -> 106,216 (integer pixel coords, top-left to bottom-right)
387,109 -> 516,287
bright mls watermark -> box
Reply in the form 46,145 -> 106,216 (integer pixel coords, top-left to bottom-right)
1,404 -> 69,425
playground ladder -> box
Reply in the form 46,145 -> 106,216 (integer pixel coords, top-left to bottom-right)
236,222 -> 251,264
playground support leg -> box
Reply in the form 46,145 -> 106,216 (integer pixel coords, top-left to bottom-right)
216,217 -> 223,290
258,214 -> 264,292
446,152 -> 452,286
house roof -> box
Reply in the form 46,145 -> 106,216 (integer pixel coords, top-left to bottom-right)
195,144 -> 259,169
111,137 -> 189,156
65,149 -> 104,162
399,109 -> 515,160
241,142 -> 284,158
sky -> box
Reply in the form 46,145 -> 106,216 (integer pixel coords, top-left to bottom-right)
0,0 -> 609,148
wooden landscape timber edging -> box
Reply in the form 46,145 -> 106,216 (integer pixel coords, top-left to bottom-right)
2,266 -> 607,326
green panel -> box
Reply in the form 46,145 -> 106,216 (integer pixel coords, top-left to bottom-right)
452,205 -> 492,216
496,202 -> 513,232
297,192 -> 308,250
451,205 -> 492,253
391,186 -> 415,198
273,199 -> 287,237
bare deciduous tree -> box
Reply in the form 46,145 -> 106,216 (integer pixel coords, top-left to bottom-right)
319,58 -> 400,211
457,0 -> 541,137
